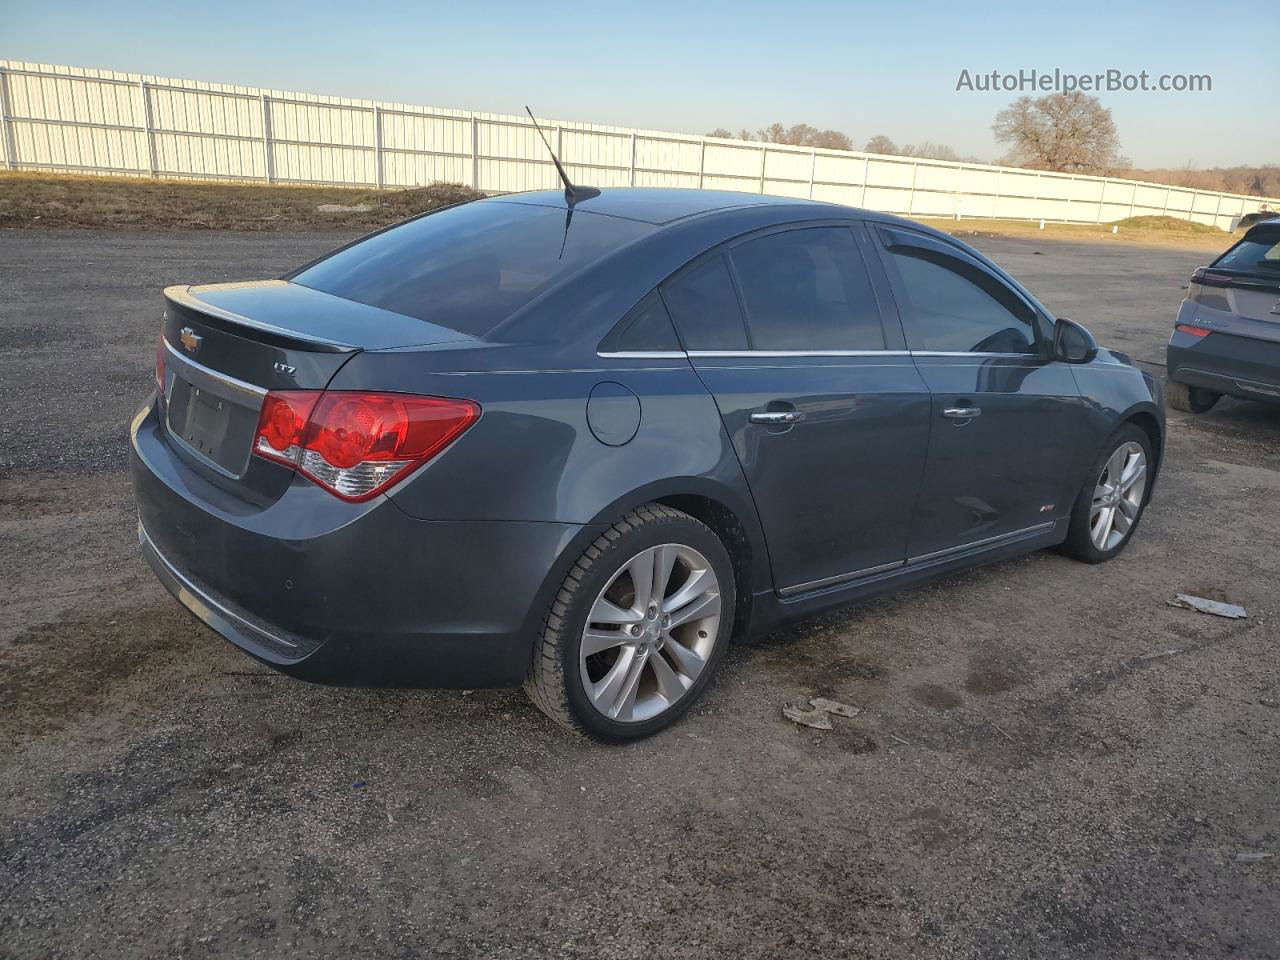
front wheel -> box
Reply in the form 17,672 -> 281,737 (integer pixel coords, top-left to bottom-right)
1059,425 -> 1153,564
524,504 -> 735,741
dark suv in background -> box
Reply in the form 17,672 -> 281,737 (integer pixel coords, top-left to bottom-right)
1167,217 -> 1280,413
131,189 -> 1164,740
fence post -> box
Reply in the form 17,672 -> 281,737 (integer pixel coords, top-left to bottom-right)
991,169 -> 1002,218
260,94 -> 274,184
859,157 -> 868,208
759,145 -> 767,193
555,126 -> 562,188
808,149 -> 816,199
471,116 -> 479,190
1188,189 -> 1199,224
1161,186 -> 1171,216
372,105 -> 383,190
1212,193 -> 1223,230
698,139 -> 706,189
137,80 -> 158,177
906,161 -> 919,216
1096,181 -> 1105,224
0,68 -> 16,171
1127,182 -> 1138,219
629,132 -> 636,187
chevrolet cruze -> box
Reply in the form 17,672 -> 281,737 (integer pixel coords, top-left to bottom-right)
130,188 -> 1164,741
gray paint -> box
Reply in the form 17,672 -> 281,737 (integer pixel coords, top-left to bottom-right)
131,188 -> 1166,688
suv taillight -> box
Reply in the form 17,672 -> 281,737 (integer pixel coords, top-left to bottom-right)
253,391 -> 479,502
1191,267 -> 1234,288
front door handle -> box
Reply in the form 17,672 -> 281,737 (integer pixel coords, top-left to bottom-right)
750,410 -> 803,425
941,406 -> 981,419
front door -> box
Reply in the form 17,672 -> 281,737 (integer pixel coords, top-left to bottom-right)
870,226 -> 1086,561
660,223 -> 932,594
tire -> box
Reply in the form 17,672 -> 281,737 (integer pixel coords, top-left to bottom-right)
1058,424 -> 1153,564
523,504 -> 735,742
1167,380 -> 1219,414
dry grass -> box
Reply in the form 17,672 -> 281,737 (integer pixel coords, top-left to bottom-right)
0,173 -> 1237,253
918,214 -> 1233,251
0,173 -> 484,230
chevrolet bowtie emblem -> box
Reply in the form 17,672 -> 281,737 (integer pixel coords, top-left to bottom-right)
179,326 -> 202,352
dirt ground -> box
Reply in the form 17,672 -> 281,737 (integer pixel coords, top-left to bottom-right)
0,228 -> 1277,959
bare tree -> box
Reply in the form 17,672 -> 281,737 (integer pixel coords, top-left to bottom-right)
705,128 -> 734,139
864,135 -> 899,155
757,122 -> 787,143
899,141 -> 979,163
754,122 -> 853,150
808,128 -> 853,150
736,128 -> 756,142
993,92 -> 1125,174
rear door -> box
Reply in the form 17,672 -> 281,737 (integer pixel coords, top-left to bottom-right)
870,226 -> 1086,560
661,222 -> 932,596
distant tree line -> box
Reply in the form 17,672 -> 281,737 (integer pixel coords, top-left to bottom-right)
706,92 -> 1277,197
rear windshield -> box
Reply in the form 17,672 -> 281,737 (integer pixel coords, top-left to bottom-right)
1213,227 -> 1280,275
291,200 -> 654,335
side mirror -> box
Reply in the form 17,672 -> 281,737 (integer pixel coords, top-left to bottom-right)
1052,317 -> 1098,364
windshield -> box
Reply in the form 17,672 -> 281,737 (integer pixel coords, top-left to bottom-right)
291,200 -> 654,336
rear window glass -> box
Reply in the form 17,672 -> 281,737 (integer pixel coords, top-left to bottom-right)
1214,228 -> 1280,274
291,200 -> 654,335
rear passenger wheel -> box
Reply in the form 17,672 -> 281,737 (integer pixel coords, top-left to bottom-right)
1167,380 -> 1219,414
1059,425 -> 1152,564
524,504 -> 735,741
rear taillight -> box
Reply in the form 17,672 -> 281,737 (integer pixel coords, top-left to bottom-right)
1175,323 -> 1212,338
253,390 -> 479,501
1191,267 -> 1234,288
155,336 -> 166,395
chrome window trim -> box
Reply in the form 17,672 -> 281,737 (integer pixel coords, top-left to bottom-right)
595,351 -> 688,359
688,349 -> 912,358
909,350 -> 1041,359
164,339 -> 268,402
165,284 -> 358,350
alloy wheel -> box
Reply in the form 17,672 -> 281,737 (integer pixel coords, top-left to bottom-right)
1089,441 -> 1148,551
579,543 -> 722,723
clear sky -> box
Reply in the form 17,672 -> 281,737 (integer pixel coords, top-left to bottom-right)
3,0 -> 1277,168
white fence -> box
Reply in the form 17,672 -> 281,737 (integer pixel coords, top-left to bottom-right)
2,59 -> 1276,229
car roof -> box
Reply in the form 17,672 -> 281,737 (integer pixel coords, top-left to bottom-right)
485,187 -> 829,225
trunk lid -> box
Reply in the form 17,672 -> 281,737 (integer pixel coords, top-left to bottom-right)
159,280 -> 475,483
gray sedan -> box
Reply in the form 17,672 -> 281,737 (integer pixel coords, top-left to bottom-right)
130,188 -> 1164,740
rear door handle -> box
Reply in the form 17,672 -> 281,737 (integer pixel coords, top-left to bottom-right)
941,406 -> 981,419
750,410 -> 803,425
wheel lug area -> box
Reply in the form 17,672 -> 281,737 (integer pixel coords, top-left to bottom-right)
629,624 -> 642,637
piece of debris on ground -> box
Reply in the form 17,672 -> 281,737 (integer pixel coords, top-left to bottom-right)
783,697 -> 861,730
1170,594 -> 1248,619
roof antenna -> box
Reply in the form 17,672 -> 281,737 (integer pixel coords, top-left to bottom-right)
525,106 -> 600,207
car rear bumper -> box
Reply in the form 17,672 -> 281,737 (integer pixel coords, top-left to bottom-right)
130,399 -> 592,687
1167,331 -> 1280,405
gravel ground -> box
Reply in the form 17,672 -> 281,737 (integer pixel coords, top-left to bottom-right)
1,228 -> 1277,960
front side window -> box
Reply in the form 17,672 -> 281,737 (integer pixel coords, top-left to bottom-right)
729,228 -> 885,351
660,255 -> 749,350
886,246 -> 1037,354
